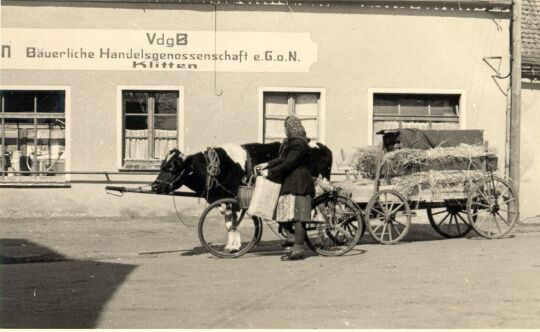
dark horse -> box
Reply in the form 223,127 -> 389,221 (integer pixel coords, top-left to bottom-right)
151,141 -> 333,202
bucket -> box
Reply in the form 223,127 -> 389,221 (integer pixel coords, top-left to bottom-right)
237,185 -> 254,209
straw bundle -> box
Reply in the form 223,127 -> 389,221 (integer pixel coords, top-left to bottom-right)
381,144 -> 496,177
391,170 -> 485,197
349,144 -> 497,179
348,146 -> 379,178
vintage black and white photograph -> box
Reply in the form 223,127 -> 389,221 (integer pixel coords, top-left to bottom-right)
1,0 -> 539,329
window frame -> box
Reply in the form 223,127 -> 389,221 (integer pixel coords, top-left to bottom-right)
258,87 -> 326,144
367,88 -> 466,145
116,86 -> 184,170
0,86 -> 71,186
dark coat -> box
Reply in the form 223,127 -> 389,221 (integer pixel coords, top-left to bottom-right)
266,137 -> 315,197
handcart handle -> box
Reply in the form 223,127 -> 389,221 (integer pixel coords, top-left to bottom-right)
105,186 -> 127,192
254,165 -> 263,175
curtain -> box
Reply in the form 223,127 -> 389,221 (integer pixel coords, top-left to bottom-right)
154,129 -> 177,159
125,129 -> 149,160
124,129 -> 177,160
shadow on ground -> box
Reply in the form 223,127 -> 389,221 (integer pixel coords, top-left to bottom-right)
180,239 -> 286,257
358,223 -> 485,245
177,221 -> 524,256
0,239 -> 136,328
180,238 -> 368,258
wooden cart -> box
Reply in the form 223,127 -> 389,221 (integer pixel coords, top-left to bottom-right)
347,129 -> 519,244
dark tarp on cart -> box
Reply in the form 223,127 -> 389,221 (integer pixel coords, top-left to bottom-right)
377,128 -> 485,151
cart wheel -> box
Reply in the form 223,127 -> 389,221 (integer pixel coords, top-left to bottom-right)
304,194 -> 364,256
366,189 -> 411,244
466,176 -> 518,239
427,202 -> 472,238
312,193 -> 366,243
198,198 -> 262,258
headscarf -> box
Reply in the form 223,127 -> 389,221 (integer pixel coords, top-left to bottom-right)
284,115 -> 307,140
278,116 -> 308,157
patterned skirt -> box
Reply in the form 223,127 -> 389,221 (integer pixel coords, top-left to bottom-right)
275,194 -> 312,222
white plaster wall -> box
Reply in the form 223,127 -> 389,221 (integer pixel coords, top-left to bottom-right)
0,2 -> 512,218
520,82 -> 540,220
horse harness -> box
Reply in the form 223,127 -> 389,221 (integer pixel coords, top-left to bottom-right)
203,146 -> 255,200
154,169 -> 186,192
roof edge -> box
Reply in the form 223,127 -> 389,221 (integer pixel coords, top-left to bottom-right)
2,0 -> 512,9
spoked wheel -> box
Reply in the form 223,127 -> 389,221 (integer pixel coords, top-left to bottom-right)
467,176 -> 519,239
427,201 -> 472,238
304,194 -> 364,256
198,198 -> 262,258
366,189 -> 411,244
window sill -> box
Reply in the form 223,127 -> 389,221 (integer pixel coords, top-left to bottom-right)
0,174 -> 69,186
118,168 -> 160,173
120,159 -> 162,172
0,181 -> 71,188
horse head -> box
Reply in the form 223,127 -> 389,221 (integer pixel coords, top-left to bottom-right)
151,149 -> 189,194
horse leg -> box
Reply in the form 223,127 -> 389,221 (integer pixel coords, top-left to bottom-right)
219,204 -> 235,252
230,229 -> 241,253
218,204 -> 243,253
229,210 -> 242,253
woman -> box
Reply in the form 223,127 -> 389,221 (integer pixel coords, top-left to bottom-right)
259,116 -> 315,261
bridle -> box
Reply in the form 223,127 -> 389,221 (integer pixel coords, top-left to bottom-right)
154,148 -> 238,199
154,168 -> 186,193
153,150 -> 189,192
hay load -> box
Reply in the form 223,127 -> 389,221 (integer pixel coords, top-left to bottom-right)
349,144 -> 497,180
347,146 -> 379,178
391,170 -> 485,197
381,144 -> 497,178
348,143 -> 498,198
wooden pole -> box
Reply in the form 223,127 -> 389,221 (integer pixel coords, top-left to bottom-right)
509,0 -> 521,197
33,96 -> 39,174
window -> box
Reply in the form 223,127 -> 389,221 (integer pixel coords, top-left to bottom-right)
372,93 -> 460,143
263,92 -> 321,143
122,90 -> 179,169
0,90 -> 66,183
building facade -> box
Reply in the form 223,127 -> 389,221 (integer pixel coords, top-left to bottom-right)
1,0 -> 519,218
520,0 -> 540,220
